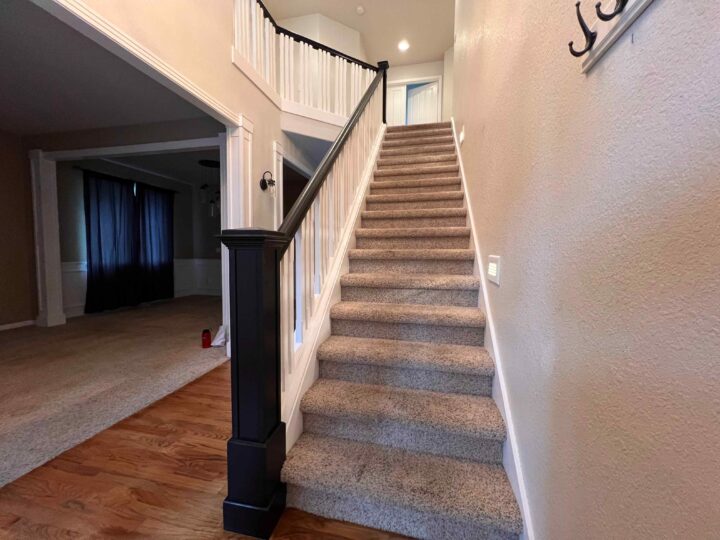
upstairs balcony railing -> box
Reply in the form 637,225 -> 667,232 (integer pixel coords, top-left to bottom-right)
234,0 -> 377,117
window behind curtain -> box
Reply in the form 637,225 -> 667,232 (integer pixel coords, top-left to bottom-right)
138,184 -> 174,302
83,171 -> 174,313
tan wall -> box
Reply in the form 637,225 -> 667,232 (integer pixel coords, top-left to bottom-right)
453,1 -> 720,538
0,131 -> 36,325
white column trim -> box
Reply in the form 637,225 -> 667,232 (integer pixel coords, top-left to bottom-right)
273,141 -> 285,230
29,150 -> 66,327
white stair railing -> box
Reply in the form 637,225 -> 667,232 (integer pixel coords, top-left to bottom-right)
279,71 -> 385,423
235,0 -> 377,116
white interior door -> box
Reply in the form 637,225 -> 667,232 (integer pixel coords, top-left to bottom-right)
387,85 -> 407,126
406,82 -> 440,125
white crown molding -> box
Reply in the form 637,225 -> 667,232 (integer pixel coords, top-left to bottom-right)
33,0 -> 239,126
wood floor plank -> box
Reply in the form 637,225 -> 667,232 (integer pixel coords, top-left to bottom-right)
0,363 -> 407,539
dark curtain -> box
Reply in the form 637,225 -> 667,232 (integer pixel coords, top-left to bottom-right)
137,184 -> 174,302
83,171 -> 141,313
83,171 -> 174,313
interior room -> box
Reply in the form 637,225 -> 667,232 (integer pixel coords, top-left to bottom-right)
0,0 -> 226,487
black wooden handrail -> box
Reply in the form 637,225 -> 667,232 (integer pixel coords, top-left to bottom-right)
256,0 -> 378,72
278,62 -> 388,249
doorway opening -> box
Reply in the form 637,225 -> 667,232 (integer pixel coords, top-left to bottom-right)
387,77 -> 442,127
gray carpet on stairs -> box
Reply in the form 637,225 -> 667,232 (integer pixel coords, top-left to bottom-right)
282,122 -> 523,539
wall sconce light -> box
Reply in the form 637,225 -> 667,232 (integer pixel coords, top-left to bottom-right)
259,171 -> 276,195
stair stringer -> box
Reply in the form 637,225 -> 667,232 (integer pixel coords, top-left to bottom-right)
451,118 -> 535,540
283,124 -> 387,451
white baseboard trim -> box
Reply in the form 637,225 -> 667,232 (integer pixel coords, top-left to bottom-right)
451,118 -> 535,540
283,123 -> 387,451
0,320 -> 35,332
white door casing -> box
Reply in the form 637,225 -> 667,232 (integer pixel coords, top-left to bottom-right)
386,85 -> 407,127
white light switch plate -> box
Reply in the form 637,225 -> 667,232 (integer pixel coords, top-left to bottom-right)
487,255 -> 501,286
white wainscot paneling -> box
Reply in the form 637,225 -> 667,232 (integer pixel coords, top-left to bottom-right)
62,260 -> 221,319
174,259 -> 222,297
61,261 -> 88,318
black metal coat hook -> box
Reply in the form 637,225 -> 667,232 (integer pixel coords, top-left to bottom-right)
596,0 -> 629,21
568,1 -> 597,57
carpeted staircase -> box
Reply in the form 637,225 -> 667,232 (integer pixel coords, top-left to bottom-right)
282,122 -> 524,539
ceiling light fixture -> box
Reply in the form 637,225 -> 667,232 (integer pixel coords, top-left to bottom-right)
398,39 -> 410,52
356,5 -> 365,15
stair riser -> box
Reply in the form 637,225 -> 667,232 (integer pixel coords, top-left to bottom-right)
383,136 -> 454,148
370,183 -> 461,195
286,487 -> 518,540
374,172 -> 460,182
385,129 -> 453,141
380,145 -> 455,158
341,286 -> 478,307
350,258 -> 474,275
355,236 -> 470,250
366,199 -> 463,210
362,216 -> 467,228
304,414 -> 503,463
377,155 -> 456,168
331,319 -> 484,346
320,361 -> 493,396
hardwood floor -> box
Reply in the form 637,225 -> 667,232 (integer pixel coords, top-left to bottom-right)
0,362 -> 407,539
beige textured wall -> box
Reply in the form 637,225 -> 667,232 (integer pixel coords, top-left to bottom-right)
62,0 -> 282,229
453,1 -> 720,538
0,131 -> 36,325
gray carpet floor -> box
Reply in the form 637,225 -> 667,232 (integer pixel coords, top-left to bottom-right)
0,295 -> 226,487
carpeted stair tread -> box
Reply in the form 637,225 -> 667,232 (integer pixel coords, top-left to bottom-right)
302,379 -> 505,440
362,207 -> 467,220
366,191 -> 464,203
387,121 -> 452,132
331,301 -> 485,328
349,248 -> 475,261
355,227 -> 470,240
377,153 -> 457,168
385,128 -> 453,141
283,434 -> 523,536
380,143 -> 456,158
369,177 -> 461,190
340,272 -> 479,290
318,335 -> 493,375
375,163 -> 459,178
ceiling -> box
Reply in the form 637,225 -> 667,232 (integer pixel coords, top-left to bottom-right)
110,150 -> 222,187
0,0 -> 207,136
264,0 -> 455,66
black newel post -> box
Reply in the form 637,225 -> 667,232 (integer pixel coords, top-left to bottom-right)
220,229 -> 290,539
378,60 -> 389,124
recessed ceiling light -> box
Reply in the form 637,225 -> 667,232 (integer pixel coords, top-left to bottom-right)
356,5 -> 365,15
398,39 -> 410,52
